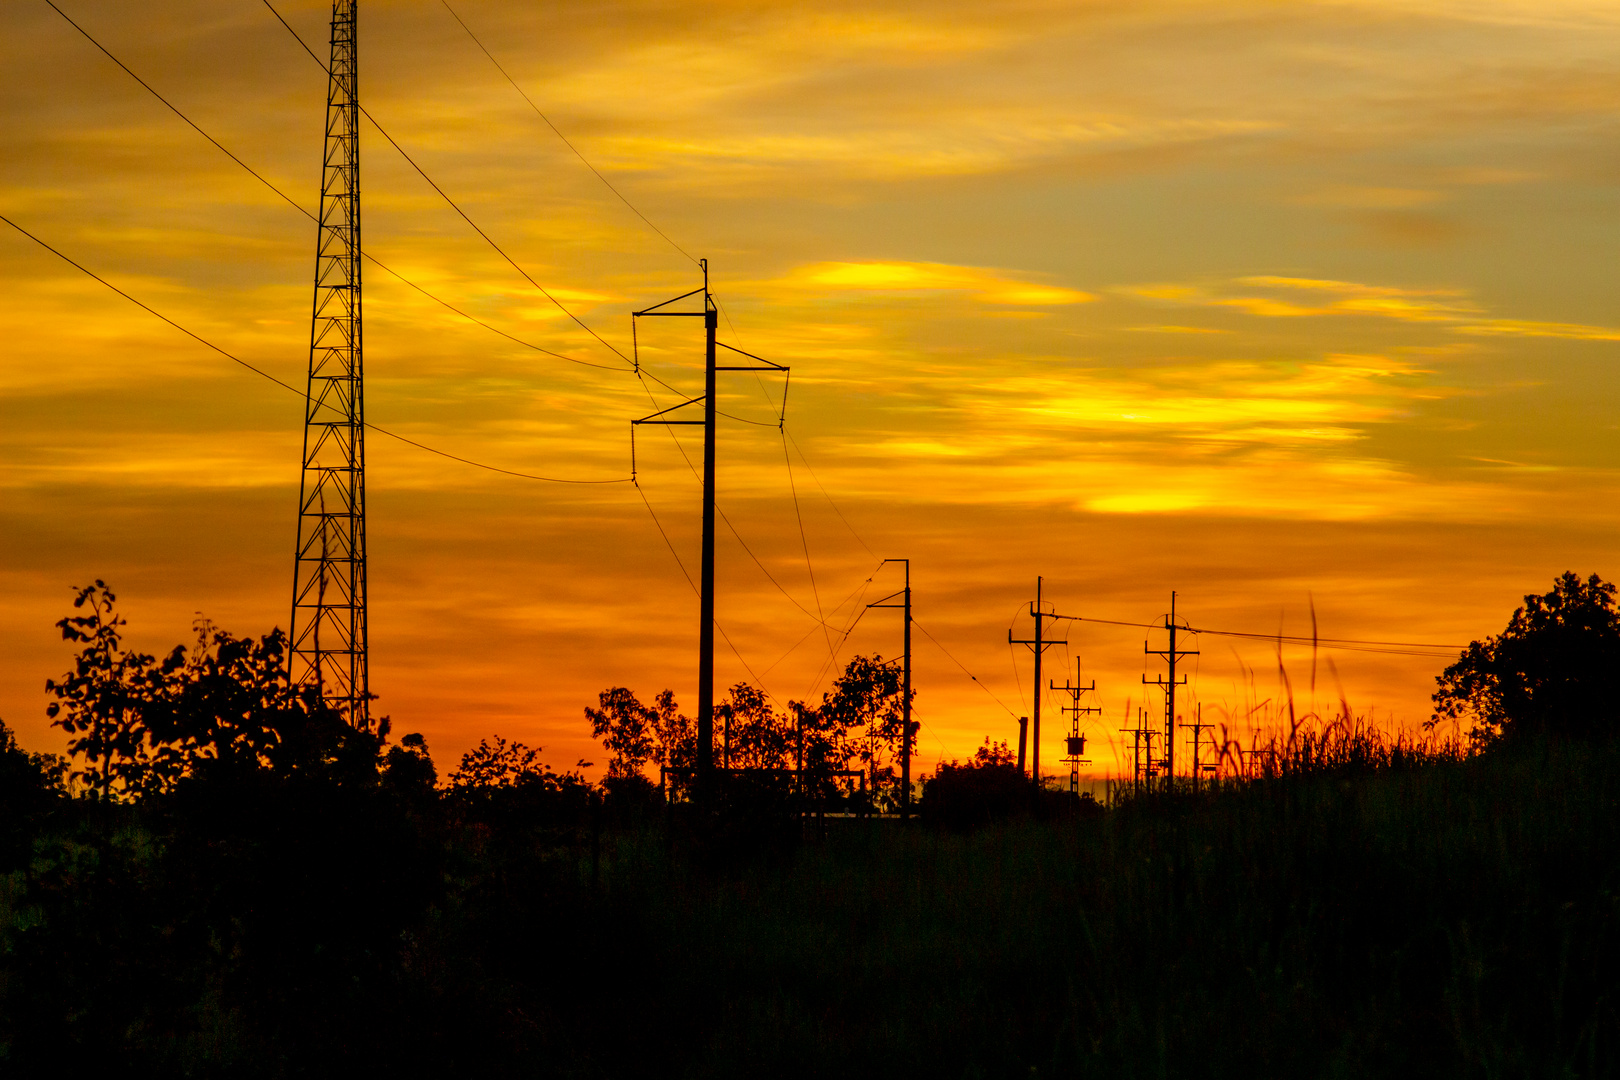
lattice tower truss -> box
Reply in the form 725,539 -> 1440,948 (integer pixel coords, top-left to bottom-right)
290,0 -> 368,726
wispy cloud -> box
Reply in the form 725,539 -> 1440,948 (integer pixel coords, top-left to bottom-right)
1454,319 -> 1620,341
768,260 -> 1095,305
1123,276 -> 1620,340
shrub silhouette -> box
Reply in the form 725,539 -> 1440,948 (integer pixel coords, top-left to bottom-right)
918,737 -> 1031,829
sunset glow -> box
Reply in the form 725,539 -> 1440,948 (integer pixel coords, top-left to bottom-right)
4,0 -> 1619,782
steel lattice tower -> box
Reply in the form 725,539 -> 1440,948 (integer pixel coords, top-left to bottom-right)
290,0 -> 368,727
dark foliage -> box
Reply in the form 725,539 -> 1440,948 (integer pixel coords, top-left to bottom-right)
586,655 -> 914,812
1433,571 -> 1620,747
918,737 -> 1033,829
0,716 -> 65,870
7,584 -> 1620,1077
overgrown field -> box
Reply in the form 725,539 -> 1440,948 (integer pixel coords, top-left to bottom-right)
4,738 -> 1617,1077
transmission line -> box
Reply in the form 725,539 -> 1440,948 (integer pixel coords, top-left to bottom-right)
634,482 -> 782,707
0,212 -> 628,485
261,0 -> 633,366
435,0 -> 699,267
1052,613 -> 1462,656
913,619 -> 1020,719
45,0 -> 623,374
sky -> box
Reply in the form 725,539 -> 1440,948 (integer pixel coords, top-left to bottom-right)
3,0 -> 1619,782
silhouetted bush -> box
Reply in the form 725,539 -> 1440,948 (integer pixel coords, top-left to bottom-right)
918,738 -> 1033,829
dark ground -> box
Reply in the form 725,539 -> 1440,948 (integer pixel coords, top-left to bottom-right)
2,737 -> 1616,1078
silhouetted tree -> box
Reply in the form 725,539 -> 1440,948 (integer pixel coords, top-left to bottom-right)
586,687 -> 660,778
447,735 -> 590,824
716,683 -> 793,769
1432,571 -> 1620,748
814,654 -> 913,810
45,582 -> 399,798
586,658 -> 915,810
44,581 -> 172,799
382,731 -> 438,801
449,735 -> 555,789
0,715 -> 65,868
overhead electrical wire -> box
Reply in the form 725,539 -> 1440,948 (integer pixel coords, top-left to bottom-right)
44,0 -> 622,374
1052,613 -> 1462,657
435,0 -> 699,268
781,429 -> 835,661
912,620 -> 1019,719
49,0 -> 924,705
259,0 -> 632,367
760,568 -> 881,678
784,430 -> 878,559
0,212 -> 627,485
632,481 -> 783,707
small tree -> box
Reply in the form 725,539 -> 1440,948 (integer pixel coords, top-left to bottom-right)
1432,571 -> 1620,748
716,683 -> 792,770
585,687 -> 659,780
818,654 -> 912,807
45,582 -> 389,797
447,736 -> 555,791
45,582 -> 172,799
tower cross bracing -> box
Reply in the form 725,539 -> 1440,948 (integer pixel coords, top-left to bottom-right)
290,0 -> 368,726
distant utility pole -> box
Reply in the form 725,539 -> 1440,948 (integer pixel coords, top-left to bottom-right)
867,559 -> 914,820
1052,658 -> 1100,796
290,0 -> 368,729
1010,577 -> 1074,788
1186,701 -> 1215,792
1120,705 -> 1160,795
631,260 -> 788,803
1143,592 -> 1198,789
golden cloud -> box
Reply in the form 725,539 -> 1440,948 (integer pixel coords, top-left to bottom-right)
1127,276 -> 1486,324
772,261 -> 1095,306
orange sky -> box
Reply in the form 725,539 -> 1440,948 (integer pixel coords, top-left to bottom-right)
4,0 -> 1619,781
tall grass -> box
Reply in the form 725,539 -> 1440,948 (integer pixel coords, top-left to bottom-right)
585,736 -> 1619,1079
5,722 -> 1615,1077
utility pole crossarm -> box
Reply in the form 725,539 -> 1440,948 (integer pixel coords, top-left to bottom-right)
716,341 -> 789,371
1141,591 -> 1199,788
629,258 -> 791,811
632,284 -> 706,316
632,396 -> 707,424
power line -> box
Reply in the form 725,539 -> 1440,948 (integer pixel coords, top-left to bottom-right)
913,619 -> 1019,719
760,568 -> 880,677
435,0 -> 699,267
260,0 -> 633,366
45,0 -> 621,374
633,481 -> 782,707
1057,613 -> 1462,656
0,212 -> 628,485
785,430 -> 878,559
782,429 -> 835,662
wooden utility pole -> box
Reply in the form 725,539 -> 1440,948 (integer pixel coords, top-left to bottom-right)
1144,591 -> 1198,790
630,261 -> 788,806
1051,657 -> 1100,796
867,559 -> 914,819
1010,577 -> 1072,788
